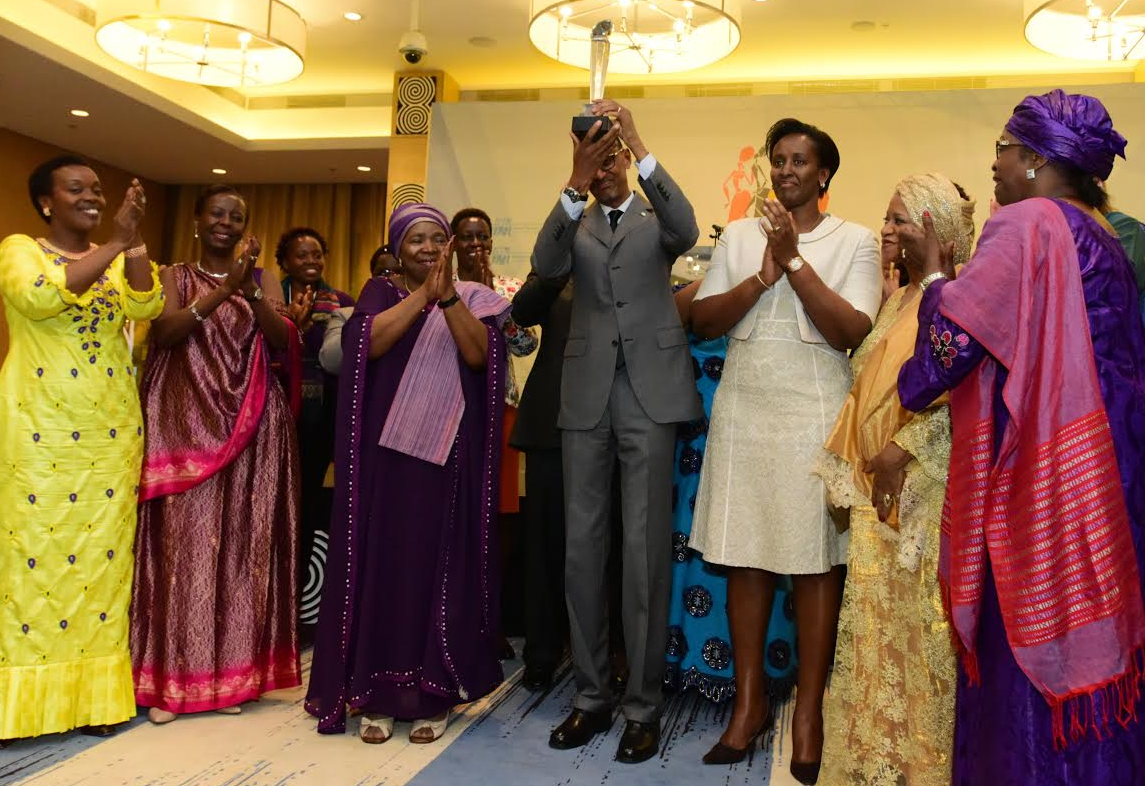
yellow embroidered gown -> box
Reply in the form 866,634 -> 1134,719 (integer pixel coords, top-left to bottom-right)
816,287 -> 957,786
0,234 -> 162,738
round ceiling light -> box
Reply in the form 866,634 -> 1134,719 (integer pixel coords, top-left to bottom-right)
1024,0 -> 1145,61
95,0 -> 307,88
529,0 -> 741,74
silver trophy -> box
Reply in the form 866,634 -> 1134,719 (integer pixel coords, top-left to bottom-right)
572,20 -> 613,140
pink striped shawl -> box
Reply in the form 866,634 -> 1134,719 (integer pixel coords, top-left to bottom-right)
939,198 -> 1145,746
379,280 -> 511,465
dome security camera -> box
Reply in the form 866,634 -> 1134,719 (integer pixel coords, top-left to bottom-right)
399,31 -> 428,64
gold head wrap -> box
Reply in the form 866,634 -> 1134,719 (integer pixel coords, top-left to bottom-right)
894,173 -> 976,266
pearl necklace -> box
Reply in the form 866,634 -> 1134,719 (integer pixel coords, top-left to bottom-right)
197,262 -> 229,279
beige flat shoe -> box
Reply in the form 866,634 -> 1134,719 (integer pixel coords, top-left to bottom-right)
409,711 -> 449,744
215,706 -> 242,715
148,707 -> 178,724
359,714 -> 394,744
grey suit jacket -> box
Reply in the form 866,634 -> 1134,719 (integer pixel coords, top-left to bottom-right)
531,164 -> 702,429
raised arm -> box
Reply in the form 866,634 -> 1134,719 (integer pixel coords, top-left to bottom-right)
532,120 -> 622,281
691,226 -> 782,339
762,200 -> 875,352
598,100 -> 699,257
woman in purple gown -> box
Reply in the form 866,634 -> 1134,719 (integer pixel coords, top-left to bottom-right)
305,203 -> 511,744
898,90 -> 1145,786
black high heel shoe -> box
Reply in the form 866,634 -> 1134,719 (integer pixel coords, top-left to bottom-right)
790,760 -> 822,785
701,705 -> 775,765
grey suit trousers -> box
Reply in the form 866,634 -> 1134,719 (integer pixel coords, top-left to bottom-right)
563,364 -> 675,723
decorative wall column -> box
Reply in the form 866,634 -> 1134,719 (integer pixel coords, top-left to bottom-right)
385,70 -> 458,236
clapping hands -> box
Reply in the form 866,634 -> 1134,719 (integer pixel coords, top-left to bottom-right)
421,239 -> 456,303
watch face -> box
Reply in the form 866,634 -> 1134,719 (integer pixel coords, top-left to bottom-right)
787,256 -> 805,272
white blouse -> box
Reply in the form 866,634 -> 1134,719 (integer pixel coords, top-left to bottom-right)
695,215 -> 882,344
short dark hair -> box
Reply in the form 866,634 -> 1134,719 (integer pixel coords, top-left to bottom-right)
368,244 -> 394,276
450,208 -> 492,235
764,118 -> 841,195
275,226 -> 328,267
193,183 -> 245,217
28,154 -> 91,224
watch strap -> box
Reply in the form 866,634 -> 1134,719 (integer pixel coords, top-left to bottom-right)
437,292 -> 462,309
562,186 -> 588,203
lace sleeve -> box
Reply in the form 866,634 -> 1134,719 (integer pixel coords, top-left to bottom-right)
892,406 -> 951,485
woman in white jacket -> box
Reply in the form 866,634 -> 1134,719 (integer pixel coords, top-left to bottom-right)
688,118 -> 881,783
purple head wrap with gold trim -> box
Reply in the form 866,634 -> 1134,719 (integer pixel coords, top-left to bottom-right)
1004,89 -> 1127,181
388,202 -> 450,255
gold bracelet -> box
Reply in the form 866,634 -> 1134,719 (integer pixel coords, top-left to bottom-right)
124,244 -> 148,259
754,271 -> 771,291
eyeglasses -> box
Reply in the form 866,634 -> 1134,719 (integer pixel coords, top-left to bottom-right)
995,140 -> 1026,159
600,149 -> 627,172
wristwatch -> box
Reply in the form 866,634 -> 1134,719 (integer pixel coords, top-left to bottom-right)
244,286 -> 264,302
562,186 -> 588,203
437,292 -> 461,309
782,255 -> 807,274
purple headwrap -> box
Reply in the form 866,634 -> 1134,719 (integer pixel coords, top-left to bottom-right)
1005,89 -> 1127,181
388,202 -> 451,254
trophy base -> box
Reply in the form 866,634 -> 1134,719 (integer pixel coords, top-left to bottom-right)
572,114 -> 612,142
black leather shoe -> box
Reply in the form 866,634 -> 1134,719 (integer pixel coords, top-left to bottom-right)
522,664 -> 554,692
615,719 -> 660,764
548,708 -> 613,750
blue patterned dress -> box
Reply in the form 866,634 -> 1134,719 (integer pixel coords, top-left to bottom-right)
665,334 -> 797,702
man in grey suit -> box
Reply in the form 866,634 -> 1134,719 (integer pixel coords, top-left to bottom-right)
532,100 -> 700,763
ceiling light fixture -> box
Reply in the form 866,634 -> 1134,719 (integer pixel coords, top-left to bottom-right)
212,168 -> 227,174
1023,0 -> 1145,61
344,11 -> 363,21
95,0 -> 307,88
70,109 -> 90,117
530,0 -> 741,74
356,165 -> 372,172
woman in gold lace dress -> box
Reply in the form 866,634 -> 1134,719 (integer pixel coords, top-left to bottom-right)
816,173 -> 975,786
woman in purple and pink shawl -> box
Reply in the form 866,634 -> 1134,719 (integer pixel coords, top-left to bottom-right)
131,184 -> 303,724
305,203 -> 511,745
898,90 -> 1145,786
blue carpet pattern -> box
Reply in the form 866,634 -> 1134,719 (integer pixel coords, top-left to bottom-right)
407,662 -> 789,786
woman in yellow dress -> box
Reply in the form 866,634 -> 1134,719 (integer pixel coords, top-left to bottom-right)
0,155 -> 163,740
816,173 -> 974,786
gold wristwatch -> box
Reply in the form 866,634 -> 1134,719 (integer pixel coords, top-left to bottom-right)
783,255 -> 806,274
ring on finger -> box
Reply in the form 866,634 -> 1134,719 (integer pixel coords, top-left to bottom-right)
882,493 -> 894,507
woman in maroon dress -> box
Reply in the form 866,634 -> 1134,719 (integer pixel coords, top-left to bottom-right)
131,184 -> 302,723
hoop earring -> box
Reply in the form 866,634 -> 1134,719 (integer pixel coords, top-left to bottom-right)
1026,168 -> 1037,180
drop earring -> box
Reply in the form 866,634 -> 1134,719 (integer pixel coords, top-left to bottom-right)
43,206 -> 51,217
1026,168 -> 1037,180
193,225 -> 199,239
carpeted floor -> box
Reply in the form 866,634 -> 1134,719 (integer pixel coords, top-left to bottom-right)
0,647 -> 806,786
407,661 -> 801,786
